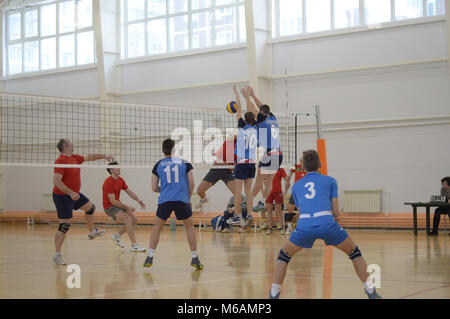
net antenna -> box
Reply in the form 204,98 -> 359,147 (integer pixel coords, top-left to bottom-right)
290,106 -> 327,176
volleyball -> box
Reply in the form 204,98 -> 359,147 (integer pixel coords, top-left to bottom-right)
226,101 -> 237,113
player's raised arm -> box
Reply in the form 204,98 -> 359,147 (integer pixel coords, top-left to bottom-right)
235,87 -> 243,121
84,154 -> 114,162
241,86 -> 258,117
247,85 -> 264,109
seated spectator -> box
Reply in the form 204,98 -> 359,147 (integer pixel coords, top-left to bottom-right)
429,176 -> 450,236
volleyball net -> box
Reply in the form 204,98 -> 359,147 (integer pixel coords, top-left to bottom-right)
0,92 -> 301,168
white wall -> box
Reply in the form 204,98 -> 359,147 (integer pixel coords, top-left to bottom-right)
1,3 -> 449,214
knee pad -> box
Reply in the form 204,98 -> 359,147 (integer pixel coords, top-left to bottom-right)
277,249 -> 291,264
349,246 -> 362,260
85,204 -> 95,215
58,223 -> 71,233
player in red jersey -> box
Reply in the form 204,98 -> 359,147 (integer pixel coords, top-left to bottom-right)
52,139 -> 113,265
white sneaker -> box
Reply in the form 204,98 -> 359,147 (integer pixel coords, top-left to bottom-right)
195,197 -> 208,209
53,254 -> 66,265
111,234 -> 125,248
88,227 -> 105,239
131,243 -> 146,252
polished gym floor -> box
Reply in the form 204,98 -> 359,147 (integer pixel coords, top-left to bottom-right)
0,223 -> 448,299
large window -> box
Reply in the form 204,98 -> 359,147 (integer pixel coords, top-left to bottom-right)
273,0 -> 446,38
121,0 -> 245,59
4,0 -> 95,76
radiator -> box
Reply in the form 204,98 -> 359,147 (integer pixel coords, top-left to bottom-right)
343,190 -> 382,213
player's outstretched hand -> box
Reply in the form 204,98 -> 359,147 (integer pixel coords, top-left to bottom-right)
138,200 -> 146,210
106,155 -> 114,162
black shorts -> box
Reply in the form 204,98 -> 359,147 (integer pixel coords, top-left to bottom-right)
233,163 -> 256,180
259,152 -> 283,173
52,193 -> 90,220
203,168 -> 234,185
157,201 -> 192,221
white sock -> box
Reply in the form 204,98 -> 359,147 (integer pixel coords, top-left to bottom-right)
271,284 -> 281,296
147,249 -> 155,257
192,251 -> 198,258
55,252 -> 61,257
364,281 -> 374,294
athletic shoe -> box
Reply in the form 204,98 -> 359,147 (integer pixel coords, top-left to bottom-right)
284,229 -> 291,236
191,257 -> 204,270
269,291 -> 280,299
364,288 -> 382,299
111,233 -> 125,248
253,201 -> 265,212
238,228 -> 246,233
227,216 -> 241,225
143,256 -> 153,268
221,228 -> 230,233
53,254 -> 66,265
88,227 -> 105,240
195,197 -> 208,209
131,243 -> 146,252
265,229 -> 272,235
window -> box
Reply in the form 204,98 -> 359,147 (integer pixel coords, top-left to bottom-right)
333,0 -> 360,29
306,0 -> 331,33
4,0 -> 95,76
395,0 -> 423,20
121,0 -> 245,59
272,0 -> 445,38
426,0 -> 446,16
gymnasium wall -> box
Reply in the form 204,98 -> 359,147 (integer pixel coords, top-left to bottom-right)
1,10 -> 449,213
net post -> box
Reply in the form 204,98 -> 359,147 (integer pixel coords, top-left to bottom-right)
315,105 -> 328,176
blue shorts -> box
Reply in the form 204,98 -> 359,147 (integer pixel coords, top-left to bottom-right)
52,193 -> 90,220
289,222 -> 349,248
157,201 -> 192,221
233,163 -> 256,180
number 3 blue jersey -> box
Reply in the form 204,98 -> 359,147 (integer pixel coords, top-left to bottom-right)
152,157 -> 193,205
292,172 -> 338,226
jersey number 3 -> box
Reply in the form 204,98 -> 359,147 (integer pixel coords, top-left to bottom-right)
164,165 -> 179,184
304,182 -> 316,199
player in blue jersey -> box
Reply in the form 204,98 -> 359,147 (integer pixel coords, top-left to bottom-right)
143,139 -> 203,270
241,86 -> 283,214
231,85 -> 258,231
269,150 -> 381,299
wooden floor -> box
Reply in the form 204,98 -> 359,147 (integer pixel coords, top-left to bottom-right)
0,223 -> 449,299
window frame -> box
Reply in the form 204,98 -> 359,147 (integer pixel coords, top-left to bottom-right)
272,0 -> 446,39
3,0 -> 96,77
121,0 -> 245,60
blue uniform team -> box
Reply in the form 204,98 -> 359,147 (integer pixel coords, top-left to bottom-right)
141,86 -> 381,299
269,150 -> 382,299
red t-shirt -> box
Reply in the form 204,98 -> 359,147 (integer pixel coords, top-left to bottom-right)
214,136 -> 237,164
53,154 -> 85,195
271,168 -> 287,193
103,176 -> 129,210
291,165 -> 307,183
